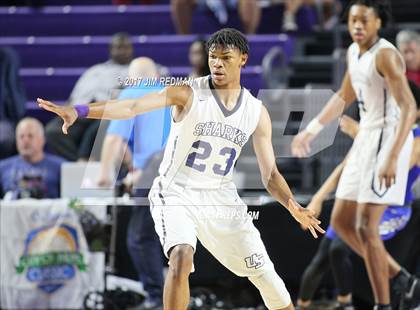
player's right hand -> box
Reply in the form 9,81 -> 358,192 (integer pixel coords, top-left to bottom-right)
291,130 -> 315,158
300,198 -> 323,231
37,98 -> 77,134
306,198 -> 323,219
288,199 -> 325,238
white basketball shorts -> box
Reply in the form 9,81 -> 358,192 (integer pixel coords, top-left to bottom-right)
336,126 -> 413,205
148,180 -> 291,308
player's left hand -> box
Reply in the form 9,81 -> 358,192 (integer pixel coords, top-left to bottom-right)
378,157 -> 397,189
288,199 -> 325,238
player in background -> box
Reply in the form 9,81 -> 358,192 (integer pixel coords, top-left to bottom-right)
37,28 -> 324,310
297,115 -> 420,310
291,1 -> 417,309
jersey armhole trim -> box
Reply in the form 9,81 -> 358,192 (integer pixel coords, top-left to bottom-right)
250,98 -> 263,135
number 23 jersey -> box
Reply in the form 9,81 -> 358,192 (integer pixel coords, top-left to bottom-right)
156,75 -> 262,190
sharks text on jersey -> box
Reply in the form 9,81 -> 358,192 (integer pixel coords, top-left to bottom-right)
193,122 -> 248,147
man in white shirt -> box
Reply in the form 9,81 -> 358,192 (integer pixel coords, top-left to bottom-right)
45,32 -> 133,161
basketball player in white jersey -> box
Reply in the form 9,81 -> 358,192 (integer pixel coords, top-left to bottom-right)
37,28 -> 324,310
291,1 -> 418,309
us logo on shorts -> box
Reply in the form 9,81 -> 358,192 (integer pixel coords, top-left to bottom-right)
245,253 -> 265,269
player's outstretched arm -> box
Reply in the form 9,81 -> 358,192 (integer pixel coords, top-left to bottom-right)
37,85 -> 192,134
376,48 -> 417,188
291,71 -> 357,158
253,105 -> 325,238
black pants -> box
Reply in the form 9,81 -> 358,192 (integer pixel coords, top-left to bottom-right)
126,203 -> 164,302
45,117 -> 101,161
126,151 -> 166,302
299,236 -> 353,301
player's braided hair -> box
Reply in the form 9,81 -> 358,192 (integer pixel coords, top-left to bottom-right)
347,0 -> 393,27
206,28 -> 249,55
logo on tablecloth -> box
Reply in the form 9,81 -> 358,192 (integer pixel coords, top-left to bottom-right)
15,224 -> 87,294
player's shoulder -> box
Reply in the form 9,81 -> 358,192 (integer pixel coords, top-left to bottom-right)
242,88 -> 262,110
242,89 -> 263,131
374,39 -> 399,58
243,87 -> 259,101
187,75 -> 213,103
376,47 -> 399,61
252,104 -> 270,135
375,41 -> 404,73
376,38 -> 397,50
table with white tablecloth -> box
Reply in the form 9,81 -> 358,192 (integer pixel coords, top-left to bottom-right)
0,198 -> 106,310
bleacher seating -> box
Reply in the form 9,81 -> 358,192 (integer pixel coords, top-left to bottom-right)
0,35 -> 293,68
3,34 -> 293,104
0,4 -> 317,36
0,5 -> 303,110
1,0 -> 418,189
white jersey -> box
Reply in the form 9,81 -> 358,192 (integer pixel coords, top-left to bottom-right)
156,76 -> 262,190
347,38 -> 405,129
337,39 -> 413,205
